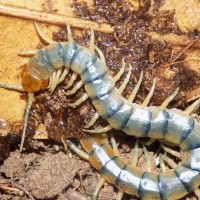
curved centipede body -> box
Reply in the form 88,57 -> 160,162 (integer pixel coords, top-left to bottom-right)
0,23 -> 200,199
67,133 -> 200,200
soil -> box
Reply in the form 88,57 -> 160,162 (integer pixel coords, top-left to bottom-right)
0,0 -> 200,199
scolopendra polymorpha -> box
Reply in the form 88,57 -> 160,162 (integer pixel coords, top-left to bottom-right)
0,22 -> 200,199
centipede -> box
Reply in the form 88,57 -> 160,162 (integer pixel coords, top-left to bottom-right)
0,22 -> 200,199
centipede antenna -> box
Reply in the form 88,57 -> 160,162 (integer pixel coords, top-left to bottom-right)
160,87 -> 179,109
128,71 -> 143,102
94,45 -> 106,64
65,72 -> 77,89
34,22 -> 54,44
83,125 -> 112,133
66,140 -> 89,160
66,80 -> 83,95
20,92 -> 34,152
89,29 -> 95,52
118,64 -> 132,94
66,24 -> 73,42
110,133 -> 120,156
114,59 -> 126,83
142,78 -> 156,107
92,178 -> 105,200
131,140 -> 139,166
160,143 -> 181,159
143,145 -> 151,172
68,93 -> 88,108
116,191 -> 124,200
84,112 -> 100,128
0,83 -> 25,91
184,97 -> 200,115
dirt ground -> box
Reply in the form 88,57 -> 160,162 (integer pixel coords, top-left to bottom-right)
0,0 -> 200,199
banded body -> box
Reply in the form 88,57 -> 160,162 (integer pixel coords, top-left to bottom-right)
67,134 -> 200,200
30,41 -> 200,148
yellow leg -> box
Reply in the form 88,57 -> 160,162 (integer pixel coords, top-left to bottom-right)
66,80 -> 83,95
95,45 -> 106,64
65,72 -> 77,89
142,78 -> 156,107
128,71 -> 143,102
84,113 -> 100,128
131,140 -> 139,166
159,154 -> 166,172
160,87 -> 179,109
66,140 -> 89,160
92,178 -> 105,200
116,191 -> 124,200
114,59 -> 126,83
90,29 -> 95,52
66,24 -> 73,42
110,133 -> 120,156
184,97 -> 200,115
48,69 -> 62,93
118,64 -> 132,94
194,188 -> 200,200
143,145 -> 151,172
83,125 -> 112,133
68,93 -> 88,108
34,22 -> 54,44
20,92 -> 34,152
159,153 -> 176,169
160,143 -> 180,159
58,68 -> 69,84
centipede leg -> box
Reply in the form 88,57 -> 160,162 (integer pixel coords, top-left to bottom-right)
114,59 -> 126,83
66,24 -> 74,42
95,45 -> 106,64
20,92 -> 34,152
66,140 -> 89,160
48,68 -> 63,93
84,113 -> 99,128
160,143 -> 181,159
110,133 -> 120,156
66,80 -> 83,95
128,71 -> 143,102
194,188 -> 200,199
159,87 -> 179,109
68,93 -> 88,108
184,97 -> 200,114
65,72 -> 78,89
159,153 -> 177,169
118,64 -> 132,94
143,145 -> 152,172
58,68 -> 69,83
142,79 -> 156,107
92,178 -> 105,200
131,140 -> 139,166
90,29 -> 95,52
34,22 -> 54,44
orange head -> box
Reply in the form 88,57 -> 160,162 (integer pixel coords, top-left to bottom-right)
21,68 -> 48,93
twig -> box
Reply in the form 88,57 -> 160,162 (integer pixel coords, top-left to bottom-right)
148,32 -> 200,48
0,3 -> 114,33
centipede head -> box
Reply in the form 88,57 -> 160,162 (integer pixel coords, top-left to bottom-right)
21,68 -> 48,93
